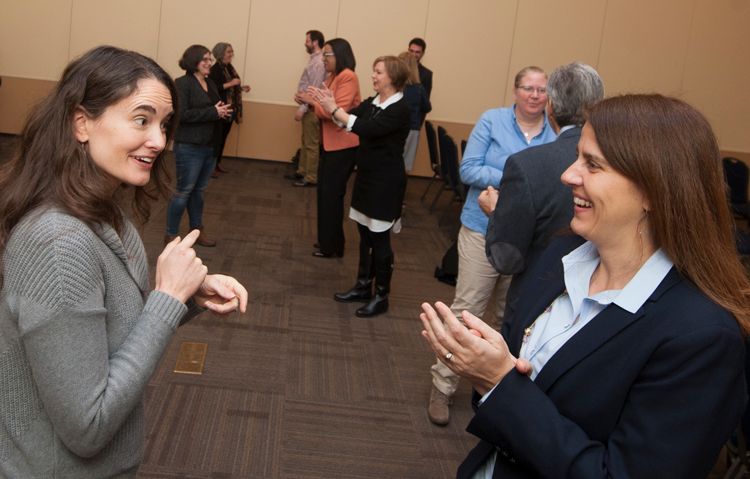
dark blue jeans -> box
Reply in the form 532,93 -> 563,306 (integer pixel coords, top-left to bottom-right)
166,142 -> 215,236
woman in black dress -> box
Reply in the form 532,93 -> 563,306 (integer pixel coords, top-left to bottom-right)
310,56 -> 412,317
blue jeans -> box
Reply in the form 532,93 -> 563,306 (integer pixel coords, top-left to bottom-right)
166,142 -> 215,236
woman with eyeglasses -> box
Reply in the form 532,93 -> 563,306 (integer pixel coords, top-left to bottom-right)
425,66 -> 557,426
165,45 -> 232,247
209,42 -> 250,176
297,38 -> 361,258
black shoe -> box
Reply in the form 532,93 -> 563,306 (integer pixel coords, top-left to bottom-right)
312,251 -> 344,258
356,254 -> 393,317
293,180 -> 316,187
284,173 -> 303,180
334,245 -> 374,303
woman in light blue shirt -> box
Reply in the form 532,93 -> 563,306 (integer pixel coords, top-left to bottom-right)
428,66 -> 556,426
421,94 -> 750,479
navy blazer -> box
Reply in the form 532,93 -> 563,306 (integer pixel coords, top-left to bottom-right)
458,235 -> 747,479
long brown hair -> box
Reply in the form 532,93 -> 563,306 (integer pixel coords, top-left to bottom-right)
587,94 -> 750,333
0,46 -> 178,281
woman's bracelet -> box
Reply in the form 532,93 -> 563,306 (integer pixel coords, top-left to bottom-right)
332,106 -> 340,117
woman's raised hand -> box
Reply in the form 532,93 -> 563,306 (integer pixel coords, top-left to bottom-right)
193,274 -> 248,317
155,230 -> 207,303
215,101 -> 233,119
308,82 -> 336,113
420,302 -> 517,395
229,78 -> 241,87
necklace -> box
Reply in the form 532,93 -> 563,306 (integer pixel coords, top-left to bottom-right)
520,289 -> 580,357
518,116 -> 543,139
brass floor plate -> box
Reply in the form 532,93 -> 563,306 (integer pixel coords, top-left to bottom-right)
174,342 -> 208,374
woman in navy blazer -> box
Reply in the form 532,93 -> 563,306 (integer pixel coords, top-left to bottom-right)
421,94 -> 750,479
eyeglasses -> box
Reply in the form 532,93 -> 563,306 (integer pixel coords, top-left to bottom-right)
517,86 -> 546,95
323,52 -> 335,57
201,57 -> 213,63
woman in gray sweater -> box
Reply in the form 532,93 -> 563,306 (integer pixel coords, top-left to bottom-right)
0,46 -> 247,478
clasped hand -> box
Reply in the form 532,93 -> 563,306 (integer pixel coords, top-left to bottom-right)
478,186 -> 499,217
215,101 -> 233,119
420,302 -> 531,395
156,230 -> 248,317
307,83 -> 336,113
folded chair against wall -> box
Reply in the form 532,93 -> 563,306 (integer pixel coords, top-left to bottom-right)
420,121 -> 442,202
724,157 -> 750,221
437,131 -> 468,227
428,126 -> 454,213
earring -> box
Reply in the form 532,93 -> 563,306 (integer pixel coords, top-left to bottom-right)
639,229 -> 643,235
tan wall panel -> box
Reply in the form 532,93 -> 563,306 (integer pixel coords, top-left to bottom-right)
337,0 -> 429,98
157,0 -> 252,84
0,0 -> 72,80
0,77 -> 56,134
505,0 -> 607,106
69,0 -> 162,60
223,121 -> 240,157
245,0 -> 340,106
424,0 -> 518,124
682,0 -> 750,152
597,0 -> 695,96
236,101 -> 301,161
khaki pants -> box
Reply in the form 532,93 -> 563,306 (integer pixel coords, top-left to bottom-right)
430,225 -> 511,396
298,110 -> 320,183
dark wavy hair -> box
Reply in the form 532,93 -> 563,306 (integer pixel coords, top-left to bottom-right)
178,45 -> 210,74
325,38 -> 356,75
0,45 -> 178,282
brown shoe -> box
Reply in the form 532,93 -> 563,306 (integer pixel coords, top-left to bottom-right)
428,385 -> 452,425
164,235 -> 178,246
195,226 -> 216,247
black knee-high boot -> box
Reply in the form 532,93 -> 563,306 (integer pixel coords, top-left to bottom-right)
334,245 -> 374,303
356,254 -> 393,317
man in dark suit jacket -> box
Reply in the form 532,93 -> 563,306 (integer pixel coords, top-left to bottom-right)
480,62 -> 605,330
408,38 -> 432,98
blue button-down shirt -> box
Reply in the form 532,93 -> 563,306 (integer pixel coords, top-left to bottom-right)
459,105 -> 555,235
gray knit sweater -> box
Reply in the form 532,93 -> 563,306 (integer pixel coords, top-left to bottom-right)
0,209 -> 202,478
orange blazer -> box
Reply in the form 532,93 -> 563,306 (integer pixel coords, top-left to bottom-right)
314,68 -> 361,152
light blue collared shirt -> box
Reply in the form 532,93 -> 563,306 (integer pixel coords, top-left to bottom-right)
472,241 -> 674,479
459,105 -> 556,235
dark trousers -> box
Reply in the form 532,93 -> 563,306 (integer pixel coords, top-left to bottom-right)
357,222 -> 392,259
317,147 -> 357,254
216,120 -> 233,166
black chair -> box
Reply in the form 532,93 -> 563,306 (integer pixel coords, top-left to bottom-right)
420,121 -> 441,202
724,157 -> 750,221
428,126 -> 454,213
722,339 -> 750,479
437,131 -> 468,227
